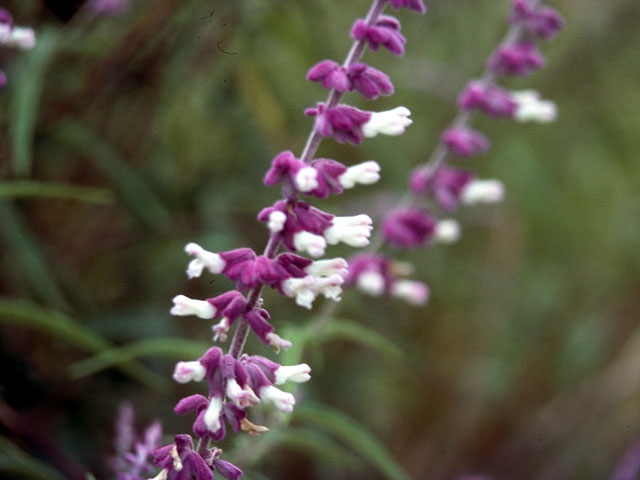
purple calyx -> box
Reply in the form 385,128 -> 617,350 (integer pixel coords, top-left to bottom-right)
351,15 -> 406,57
305,102 -> 372,145
382,208 -> 436,248
307,60 -> 394,100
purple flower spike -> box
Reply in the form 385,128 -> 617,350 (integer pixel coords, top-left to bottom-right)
488,41 -> 545,76
305,103 -> 372,145
307,60 -> 350,92
351,15 -> 406,56
347,63 -> 394,100
387,0 -> 427,14
383,208 -> 436,248
511,1 -> 564,40
441,127 -> 490,159
458,81 -> 517,117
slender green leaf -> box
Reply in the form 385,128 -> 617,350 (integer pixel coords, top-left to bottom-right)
0,299 -> 168,391
252,427 -> 361,471
0,436 -> 67,480
318,319 -> 403,361
56,122 -> 172,232
9,29 -> 59,177
294,403 -> 410,480
0,202 -> 68,310
69,337 -> 209,379
0,181 -> 113,204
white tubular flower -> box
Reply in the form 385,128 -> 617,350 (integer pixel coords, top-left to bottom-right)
281,274 -> 343,308
267,210 -> 287,233
434,219 -> 461,244
356,271 -> 386,296
512,90 -> 557,123
324,214 -> 373,247
293,231 -> 327,258
304,257 -> 348,278
363,107 -> 412,137
203,396 -> 224,432
172,361 -> 206,384
170,295 -> 215,319
184,243 -> 225,278
8,27 -> 36,50
259,385 -> 296,412
275,363 -> 312,385
391,280 -> 430,306
0,24 -> 10,44
462,179 -> 505,205
294,166 -> 319,192
226,378 -> 259,408
339,161 -> 381,189
265,332 -> 292,352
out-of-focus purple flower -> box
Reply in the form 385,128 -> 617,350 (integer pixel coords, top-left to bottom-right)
382,208 -> 436,248
611,438 -> 640,480
345,253 -> 430,305
351,15 -> 406,56
305,103 -> 372,144
459,81 -> 517,117
410,166 -> 474,211
511,89 -> 557,123
488,41 -> 545,76
111,403 -> 162,480
441,127 -> 490,159
89,0 -> 131,16
387,0 -> 427,14
511,0 -> 564,39
0,70 -> 6,89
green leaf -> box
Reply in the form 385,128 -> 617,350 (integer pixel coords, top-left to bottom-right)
9,28 -> 59,177
0,202 -> 69,310
252,427 -> 361,471
0,299 -> 168,391
0,436 -> 67,480
293,403 -> 410,480
56,122 -> 172,232
0,181 -> 113,204
317,318 -> 403,361
69,337 -> 210,379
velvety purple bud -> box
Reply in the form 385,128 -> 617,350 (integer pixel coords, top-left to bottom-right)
223,255 -> 290,290
528,7 -> 565,39
306,102 -> 372,145
245,355 -> 280,377
295,202 -> 334,234
488,41 -> 545,76
409,167 -> 430,195
198,347 -> 222,373
459,81 -> 517,117
244,308 -> 274,346
307,60 -> 350,92
222,403 -> 246,433
218,248 -> 256,269
347,63 -> 394,100
307,158 -> 347,197
186,452 -> 214,480
219,354 -> 237,378
441,127 -> 490,158
388,0 -> 426,14
351,16 -> 406,56
174,394 -> 209,415
244,362 -> 274,392
207,291 -> 246,319
276,253 -> 313,277
383,209 -> 436,248
263,151 -> 305,187
344,253 -> 393,295
214,459 -> 243,480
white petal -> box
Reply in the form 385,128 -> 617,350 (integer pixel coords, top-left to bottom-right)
275,364 -> 311,384
339,161 -> 381,189
170,295 -> 215,319
294,166 -> 320,192
512,90 -> 557,123
391,280 -> 430,306
204,396 -> 223,432
304,258 -> 348,278
434,219 -> 461,244
259,385 -> 296,412
267,211 -> 287,233
356,271 -> 386,296
172,361 -> 206,383
293,231 -> 327,258
363,107 -> 412,138
184,243 -> 225,278
462,179 -> 505,205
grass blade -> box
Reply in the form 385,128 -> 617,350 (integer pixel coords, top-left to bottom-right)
294,403 -> 411,480
0,436 -> 67,480
69,337 -> 210,379
0,299 -> 168,391
318,318 -> 403,361
0,180 -> 113,204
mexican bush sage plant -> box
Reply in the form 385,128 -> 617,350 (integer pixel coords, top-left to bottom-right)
148,1 -> 427,479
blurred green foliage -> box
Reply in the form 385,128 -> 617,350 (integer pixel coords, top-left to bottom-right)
0,0 -> 639,479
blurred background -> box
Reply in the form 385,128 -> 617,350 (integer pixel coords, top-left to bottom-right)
1,0 -> 639,479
